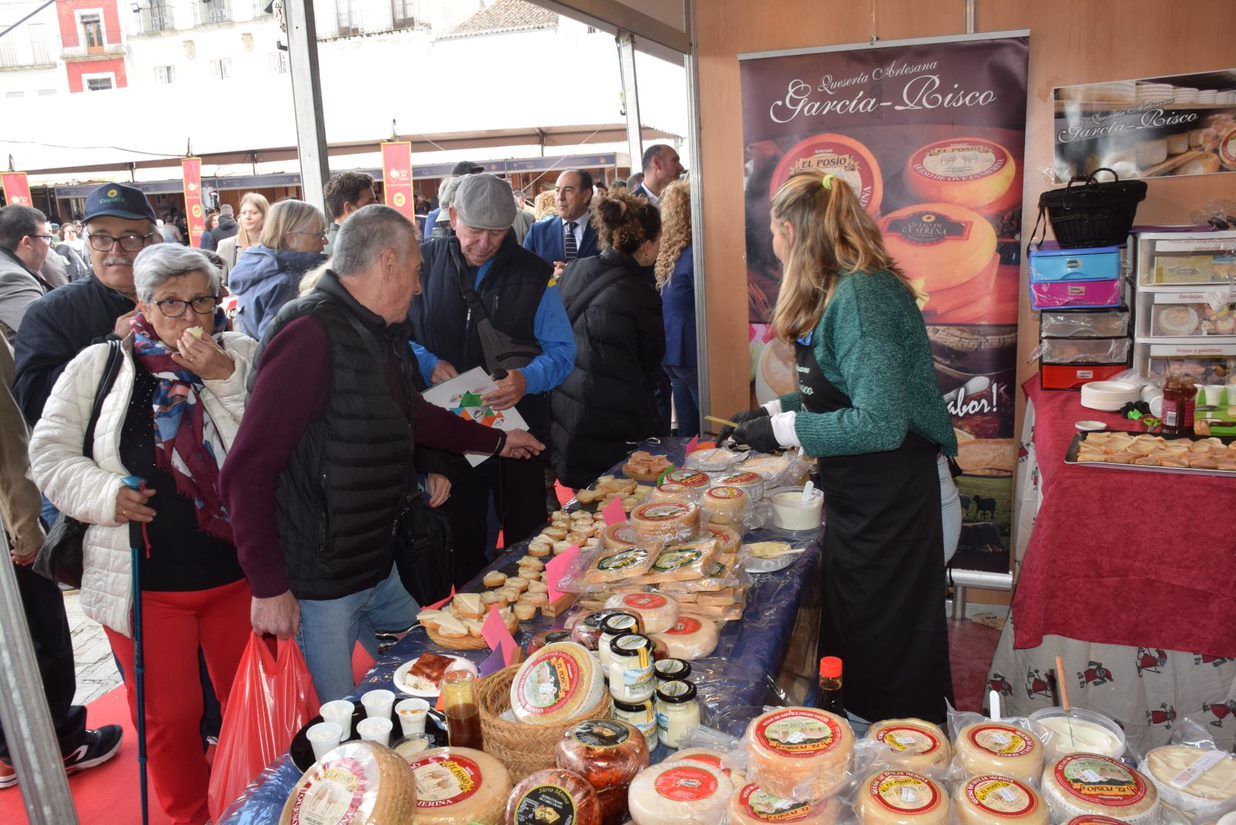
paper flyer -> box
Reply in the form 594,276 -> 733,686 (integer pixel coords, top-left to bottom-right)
421,366 -> 527,467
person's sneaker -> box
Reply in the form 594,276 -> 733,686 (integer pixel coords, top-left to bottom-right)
63,726 -> 123,775
0,759 -> 15,789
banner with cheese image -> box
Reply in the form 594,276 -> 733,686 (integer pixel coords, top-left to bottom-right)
740,32 -> 1029,569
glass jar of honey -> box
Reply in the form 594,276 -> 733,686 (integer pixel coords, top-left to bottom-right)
1160,378 -> 1197,436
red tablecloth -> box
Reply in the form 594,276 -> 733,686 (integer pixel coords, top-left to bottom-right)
1012,379 -> 1236,658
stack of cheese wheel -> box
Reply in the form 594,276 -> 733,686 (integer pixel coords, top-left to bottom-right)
658,469 -> 711,496
730,784 -> 842,825
956,722 -> 1045,784
407,747 -> 510,825
279,741 -> 415,824
1064,817 -> 1129,825
1041,754 -> 1160,825
509,641 -> 606,725
700,486 -> 749,526
556,719 -> 650,825
666,747 -> 747,789
956,775 -> 1049,825
653,615 -> 720,660
866,719 -> 953,774
651,482 -> 694,504
627,761 -> 734,824
601,523 -> 642,551
1141,745 -> 1236,822
857,770 -> 950,825
629,502 -> 699,540
745,707 -> 854,800
712,470 -> 766,501
602,593 -> 680,634
504,769 -> 603,825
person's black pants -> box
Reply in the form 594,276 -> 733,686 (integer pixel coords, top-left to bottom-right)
443,454 -> 549,586
0,563 -> 86,760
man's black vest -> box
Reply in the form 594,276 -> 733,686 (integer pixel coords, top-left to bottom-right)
254,270 -> 417,600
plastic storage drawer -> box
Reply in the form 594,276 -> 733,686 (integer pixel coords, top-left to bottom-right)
1030,279 -> 1123,310
1029,243 -> 1122,283
1041,337 -> 1131,364
1039,307 -> 1130,338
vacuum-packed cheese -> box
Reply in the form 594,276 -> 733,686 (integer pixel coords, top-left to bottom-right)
705,524 -> 742,557
601,524 -> 642,551
666,748 -> 746,789
658,469 -> 711,492
730,783 -> 842,824
582,545 -> 656,584
1142,745 -> 1236,820
746,707 -> 854,800
711,471 -> 766,501
603,593 -> 679,634
645,537 -> 718,584
700,486 -> 748,525
627,762 -> 734,825
504,769 -> 603,825
653,615 -> 720,660
556,719 -> 650,794
629,502 -> 699,540
509,642 -> 605,725
1041,754 -> 1160,824
408,747 -> 510,825
857,770 -> 949,825
651,483 -> 694,504
866,719 -> 953,773
956,723 -> 1044,783
280,741 -> 416,825
956,775 -> 1049,825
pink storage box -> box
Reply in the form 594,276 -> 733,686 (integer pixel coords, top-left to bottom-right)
1030,279 -> 1123,310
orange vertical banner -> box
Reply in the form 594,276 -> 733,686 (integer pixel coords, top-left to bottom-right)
182,157 -> 205,247
381,141 -> 416,223
1,172 -> 33,206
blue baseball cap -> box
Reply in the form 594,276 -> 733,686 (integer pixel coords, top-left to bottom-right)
83,183 -> 157,224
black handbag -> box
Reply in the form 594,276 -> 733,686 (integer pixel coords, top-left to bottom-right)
392,492 -> 454,606
34,339 -> 124,588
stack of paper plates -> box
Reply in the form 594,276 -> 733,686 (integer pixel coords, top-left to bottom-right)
1080,381 -> 1141,411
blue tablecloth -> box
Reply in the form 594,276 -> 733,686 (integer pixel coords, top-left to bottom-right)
220,438 -> 821,824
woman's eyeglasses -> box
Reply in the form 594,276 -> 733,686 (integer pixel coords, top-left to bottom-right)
152,295 -> 219,317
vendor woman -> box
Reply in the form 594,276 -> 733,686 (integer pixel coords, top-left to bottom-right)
720,172 -> 956,723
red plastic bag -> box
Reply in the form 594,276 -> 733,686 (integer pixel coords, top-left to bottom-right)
207,633 -> 320,821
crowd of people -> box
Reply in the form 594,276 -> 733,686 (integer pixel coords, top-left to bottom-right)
0,143 -> 701,824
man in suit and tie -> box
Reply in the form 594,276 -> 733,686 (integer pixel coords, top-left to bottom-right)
522,170 -> 599,277
631,144 -> 685,207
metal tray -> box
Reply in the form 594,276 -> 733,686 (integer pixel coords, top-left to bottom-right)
1064,431 -> 1236,478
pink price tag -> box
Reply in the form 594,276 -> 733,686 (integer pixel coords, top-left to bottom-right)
554,481 -> 575,507
481,606 -> 518,665
684,435 -> 700,454
545,544 -> 580,603
601,497 -> 626,526
426,585 -> 456,611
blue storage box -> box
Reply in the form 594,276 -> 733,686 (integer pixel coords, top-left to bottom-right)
1029,242 -> 1122,284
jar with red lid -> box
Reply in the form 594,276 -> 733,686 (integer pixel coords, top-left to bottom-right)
1161,378 -> 1197,435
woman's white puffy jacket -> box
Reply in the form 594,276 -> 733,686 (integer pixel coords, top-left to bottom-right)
29,332 -> 257,637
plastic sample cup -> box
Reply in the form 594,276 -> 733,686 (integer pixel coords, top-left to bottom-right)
356,717 -> 393,748
360,689 -> 395,720
395,697 -> 430,736
1200,384 -> 1225,406
319,700 -> 355,736
306,721 -> 343,762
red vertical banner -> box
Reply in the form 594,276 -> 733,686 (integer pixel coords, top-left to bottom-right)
182,157 -> 205,248
1,172 -> 33,206
381,141 -> 416,224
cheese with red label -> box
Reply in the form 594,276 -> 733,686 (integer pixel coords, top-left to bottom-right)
730,783 -> 842,824
700,485 -> 749,526
745,707 -> 854,800
509,642 -> 605,725
866,719 -> 953,773
280,741 -> 416,825
627,762 -> 734,824
603,592 -> 679,634
956,723 -> 1044,784
956,775 -> 1049,825
600,523 -> 642,551
904,138 -> 1018,215
712,471 -> 766,501
651,483 -> 694,504
858,771 -> 950,825
1041,754 -> 1160,824
504,769 -> 603,825
629,502 -> 699,540
666,748 -> 747,789
408,747 -> 510,825
768,134 -> 884,216
555,719 -> 650,794
652,615 -> 719,659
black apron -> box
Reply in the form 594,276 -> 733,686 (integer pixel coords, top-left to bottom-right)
797,335 -> 953,723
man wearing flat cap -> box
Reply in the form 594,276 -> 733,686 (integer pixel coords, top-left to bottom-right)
410,173 -> 575,585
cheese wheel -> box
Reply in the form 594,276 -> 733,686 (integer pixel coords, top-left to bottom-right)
742,455 -> 791,482
701,485 -> 749,525
555,719 -> 650,793
879,202 -> 998,293
769,133 -> 884,216
627,762 -> 734,824
601,523 -> 641,551
956,775 -> 1049,825
1033,716 -> 1123,761
509,642 -> 605,725
646,537 -> 718,584
408,747 -> 510,825
905,138 -> 1017,215
712,470 -> 766,501
857,770 -> 950,825
658,469 -> 711,491
1064,817 -> 1126,825
603,592 -> 679,634
705,523 -> 742,557
651,483 -> 694,504
629,502 -> 699,540
582,545 -> 656,584
957,723 -> 1045,784
666,748 -> 747,789
746,707 -> 854,800
504,769 -> 603,825
866,719 -> 953,773
730,783 -> 842,824
653,615 -> 719,659
280,741 -> 416,825
1042,754 -> 1160,824
1142,745 -> 1236,820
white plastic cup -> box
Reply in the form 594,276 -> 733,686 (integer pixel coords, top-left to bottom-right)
395,697 -> 430,737
319,700 -> 355,736
356,717 -> 393,748
1200,384 -> 1225,406
306,721 -> 344,762
360,689 -> 395,720
1226,384 -> 1236,406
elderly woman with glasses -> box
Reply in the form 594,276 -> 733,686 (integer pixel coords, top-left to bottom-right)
30,244 -> 257,825
226,198 -> 328,340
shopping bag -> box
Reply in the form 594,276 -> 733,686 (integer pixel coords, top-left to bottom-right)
207,633 -> 320,821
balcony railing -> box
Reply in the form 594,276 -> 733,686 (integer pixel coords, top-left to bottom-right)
1,39 -> 57,68
60,42 -> 129,60
194,0 -> 231,27
138,3 -> 175,34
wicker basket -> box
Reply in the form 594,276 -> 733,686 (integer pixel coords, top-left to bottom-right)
476,665 -> 612,782
1035,167 -> 1147,249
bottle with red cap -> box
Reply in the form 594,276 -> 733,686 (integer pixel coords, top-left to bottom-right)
818,656 -> 843,715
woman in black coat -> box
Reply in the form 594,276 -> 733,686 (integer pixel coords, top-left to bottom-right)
550,192 -> 667,488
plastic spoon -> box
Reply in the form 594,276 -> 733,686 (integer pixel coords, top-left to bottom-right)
801,480 -> 815,503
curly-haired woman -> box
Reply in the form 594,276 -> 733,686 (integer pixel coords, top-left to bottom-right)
653,180 -> 699,437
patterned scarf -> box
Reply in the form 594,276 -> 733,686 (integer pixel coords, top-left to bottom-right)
130,309 -> 233,543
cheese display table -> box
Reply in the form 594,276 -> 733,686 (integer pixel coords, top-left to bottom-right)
988,380 -> 1236,753
219,438 -> 823,824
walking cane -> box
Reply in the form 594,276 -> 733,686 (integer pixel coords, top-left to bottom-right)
123,475 -> 150,825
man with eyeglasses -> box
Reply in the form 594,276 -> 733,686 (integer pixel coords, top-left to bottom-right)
0,205 -> 60,344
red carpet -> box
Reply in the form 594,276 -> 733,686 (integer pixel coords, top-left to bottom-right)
950,617 -> 1002,713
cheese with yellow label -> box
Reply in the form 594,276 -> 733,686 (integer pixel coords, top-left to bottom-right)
956,775 -> 1049,825
408,747 -> 510,825
730,784 -> 842,824
879,202 -> 998,294
857,770 -> 950,825
956,722 -> 1044,784
866,718 -> 953,773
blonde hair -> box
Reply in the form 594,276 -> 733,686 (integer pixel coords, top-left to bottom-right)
769,173 -> 910,343
591,191 -> 660,256
299,261 -> 329,296
533,191 -> 558,222
653,180 -> 691,289
235,192 -> 270,250
259,199 -> 325,251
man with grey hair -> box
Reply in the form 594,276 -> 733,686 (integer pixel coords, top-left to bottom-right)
223,204 -> 544,701
427,175 -> 460,241
410,173 -> 574,586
